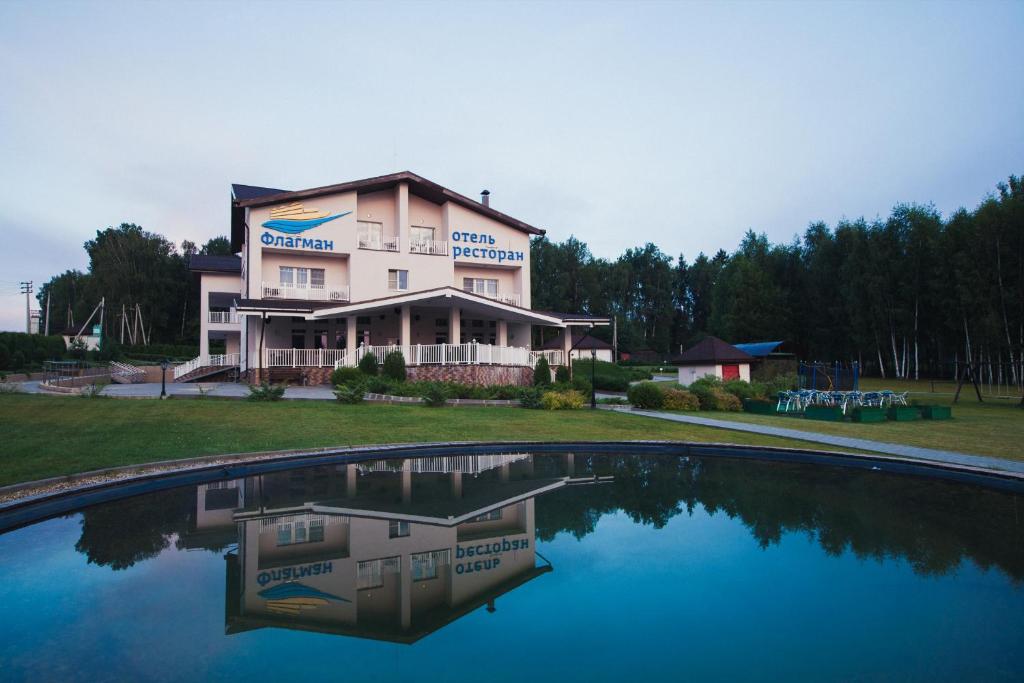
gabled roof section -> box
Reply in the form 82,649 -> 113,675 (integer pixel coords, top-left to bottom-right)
229,171 -> 545,253
675,336 -> 754,365
189,255 -> 241,273
541,329 -> 613,351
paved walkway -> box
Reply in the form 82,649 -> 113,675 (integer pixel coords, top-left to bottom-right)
601,406 -> 1024,475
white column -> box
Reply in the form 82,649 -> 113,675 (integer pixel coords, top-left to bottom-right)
395,182 -> 409,249
346,316 -> 357,360
200,333 -> 209,360
562,325 -> 573,366
497,319 -> 508,346
449,306 -> 461,345
400,305 -> 411,347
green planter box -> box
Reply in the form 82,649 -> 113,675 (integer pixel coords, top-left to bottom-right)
805,405 -> 844,421
743,399 -> 777,415
887,406 -> 920,422
852,407 -> 887,423
920,405 -> 952,420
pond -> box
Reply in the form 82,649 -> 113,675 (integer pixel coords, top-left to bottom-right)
0,447 -> 1022,682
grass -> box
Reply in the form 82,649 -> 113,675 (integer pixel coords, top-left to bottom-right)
701,378 -> 1024,461
0,394 -> 858,487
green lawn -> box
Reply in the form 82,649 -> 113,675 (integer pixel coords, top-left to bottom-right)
703,380 -> 1024,461
0,394 -> 853,487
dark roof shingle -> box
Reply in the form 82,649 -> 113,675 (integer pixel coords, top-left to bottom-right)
189,255 -> 241,273
674,336 -> 753,365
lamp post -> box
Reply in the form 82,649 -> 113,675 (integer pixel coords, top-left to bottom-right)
160,359 -> 170,399
590,348 -> 597,409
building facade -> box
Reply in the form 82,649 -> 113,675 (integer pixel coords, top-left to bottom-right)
184,172 -> 605,384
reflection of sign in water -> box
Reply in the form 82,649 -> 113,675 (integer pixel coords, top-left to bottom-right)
258,581 -> 349,616
454,537 -> 529,575
257,561 -> 334,586
262,202 -> 351,234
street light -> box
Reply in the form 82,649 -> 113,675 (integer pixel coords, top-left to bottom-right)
160,359 -> 170,398
590,348 -> 597,409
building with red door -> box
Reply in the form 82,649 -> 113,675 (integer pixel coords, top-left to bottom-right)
673,336 -> 753,385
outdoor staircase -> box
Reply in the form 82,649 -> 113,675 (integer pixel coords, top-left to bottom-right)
173,354 -> 240,383
110,361 -> 146,384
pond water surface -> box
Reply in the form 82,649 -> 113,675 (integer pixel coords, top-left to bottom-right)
0,449 -> 1022,682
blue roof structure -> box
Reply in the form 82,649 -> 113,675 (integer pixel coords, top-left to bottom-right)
733,341 -> 785,357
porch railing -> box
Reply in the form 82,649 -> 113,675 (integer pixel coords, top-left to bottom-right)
410,239 -> 448,255
465,291 -> 521,307
173,353 -> 240,380
256,344 -> 565,370
264,348 -> 348,368
358,235 -> 399,252
208,310 -> 239,324
262,282 -> 350,302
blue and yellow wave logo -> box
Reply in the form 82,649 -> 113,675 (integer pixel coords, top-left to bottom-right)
262,202 -> 351,234
258,581 -> 350,616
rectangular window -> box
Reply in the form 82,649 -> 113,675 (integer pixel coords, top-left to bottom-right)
463,277 -> 498,297
388,269 -> 409,291
313,329 -> 327,350
291,329 -> 306,349
310,268 -> 325,287
276,523 -> 292,546
470,509 -> 503,523
309,519 -> 325,543
411,549 -> 450,582
280,266 -> 295,286
410,226 -> 435,246
357,556 -> 400,590
388,520 -> 410,538
358,221 -> 384,249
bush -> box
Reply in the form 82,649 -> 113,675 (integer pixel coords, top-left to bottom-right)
765,373 -> 799,394
333,383 -> 365,404
533,357 -> 551,386
598,396 -> 629,405
570,375 -> 592,396
626,381 -> 664,409
712,388 -> 742,411
247,382 -> 286,401
722,379 -> 762,402
572,358 -> 649,391
10,350 -> 25,370
358,352 -> 379,376
540,389 -> 585,410
382,350 -> 407,381
554,365 -> 570,383
0,343 -> 9,370
365,376 -> 398,394
330,366 -> 363,386
662,388 -> 700,411
518,387 -> 543,409
420,382 -> 448,407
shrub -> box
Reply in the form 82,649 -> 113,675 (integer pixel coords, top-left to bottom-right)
626,381 -> 664,409
365,376 -> 397,395
598,396 -> 629,405
533,357 -> 551,386
662,388 -> 700,411
382,350 -> 407,381
570,375 -> 592,396
0,343 -> 9,370
10,350 -> 25,370
554,365 -> 570,383
330,366 -> 363,386
712,388 -> 742,411
358,352 -> 379,376
247,382 -> 286,401
540,389 -> 585,410
722,379 -> 760,402
333,383 -> 365,404
420,382 -> 448,407
572,358 -> 645,391
765,373 -> 799,394
518,387 -> 543,409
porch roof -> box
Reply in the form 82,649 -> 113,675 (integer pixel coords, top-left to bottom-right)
305,287 -> 567,325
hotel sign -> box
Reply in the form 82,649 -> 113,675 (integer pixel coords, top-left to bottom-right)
454,536 -> 529,575
260,202 -> 350,252
451,231 -> 525,264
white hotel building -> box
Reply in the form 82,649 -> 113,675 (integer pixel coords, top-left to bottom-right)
184,171 -> 606,384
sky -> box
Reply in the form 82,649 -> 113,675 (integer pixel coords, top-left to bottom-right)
0,0 -> 1021,331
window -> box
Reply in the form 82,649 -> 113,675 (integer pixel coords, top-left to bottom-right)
291,329 -> 306,349
279,266 -> 324,289
411,549 -> 450,582
358,221 -> 384,249
470,509 -> 503,523
275,518 -> 325,546
357,556 -> 400,590
313,329 -> 327,349
310,268 -> 325,287
463,278 -> 498,297
388,269 -> 409,291
410,226 -> 435,246
389,520 -> 410,538
280,266 -> 295,286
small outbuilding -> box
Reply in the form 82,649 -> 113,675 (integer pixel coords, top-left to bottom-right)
674,336 -> 753,385
541,330 -> 614,363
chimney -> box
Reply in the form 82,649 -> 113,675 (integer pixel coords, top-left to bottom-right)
480,189 -> 490,207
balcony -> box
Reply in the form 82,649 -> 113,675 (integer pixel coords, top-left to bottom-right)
464,291 -> 521,307
208,310 -> 239,324
409,239 -> 448,256
358,235 -> 399,252
262,282 -> 350,302
259,343 -> 564,369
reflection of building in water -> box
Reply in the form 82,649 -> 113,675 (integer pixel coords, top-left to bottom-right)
188,453 -> 605,643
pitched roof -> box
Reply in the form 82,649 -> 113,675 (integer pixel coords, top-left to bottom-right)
675,336 -> 753,365
733,341 -> 785,357
189,255 -> 241,273
230,171 -> 545,252
541,329 -> 613,351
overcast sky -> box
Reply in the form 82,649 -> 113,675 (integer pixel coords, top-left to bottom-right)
1,0 -> 1021,331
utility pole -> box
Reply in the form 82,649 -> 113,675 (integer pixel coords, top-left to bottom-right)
19,281 -> 32,333
44,291 -> 51,336
612,315 -> 618,363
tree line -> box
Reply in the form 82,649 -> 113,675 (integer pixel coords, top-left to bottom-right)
531,175 -> 1024,381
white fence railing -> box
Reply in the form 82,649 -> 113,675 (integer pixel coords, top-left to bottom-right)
261,282 -> 350,302
253,344 -> 565,370
358,453 -> 531,475
466,291 -> 521,307
208,310 -> 239,324
409,239 -> 448,255
173,353 -> 240,380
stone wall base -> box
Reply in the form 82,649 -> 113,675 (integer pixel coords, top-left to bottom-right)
246,367 -> 334,386
407,365 -> 533,387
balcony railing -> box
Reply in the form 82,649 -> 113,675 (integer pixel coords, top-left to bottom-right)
208,310 -> 239,324
464,290 -> 522,307
256,344 -> 564,369
262,282 -> 350,302
410,239 -> 448,255
358,235 -> 399,252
